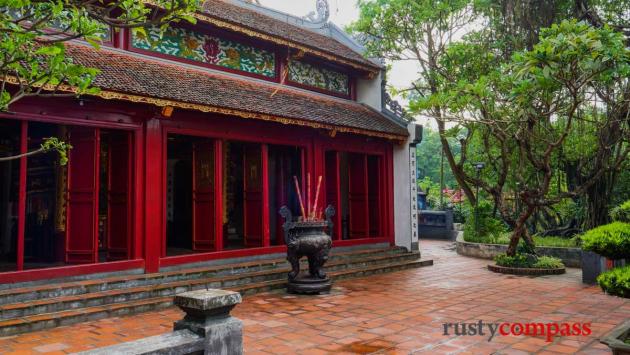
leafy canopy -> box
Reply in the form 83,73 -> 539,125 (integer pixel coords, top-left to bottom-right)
0,0 -> 200,110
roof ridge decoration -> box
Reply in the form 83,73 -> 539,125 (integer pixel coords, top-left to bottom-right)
303,0 -> 330,26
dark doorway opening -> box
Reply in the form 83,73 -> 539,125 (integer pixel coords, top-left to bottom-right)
268,145 -> 302,245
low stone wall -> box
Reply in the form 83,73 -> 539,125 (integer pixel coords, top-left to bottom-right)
455,232 -> 582,268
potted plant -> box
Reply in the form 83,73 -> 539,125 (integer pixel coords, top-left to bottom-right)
581,200 -> 630,284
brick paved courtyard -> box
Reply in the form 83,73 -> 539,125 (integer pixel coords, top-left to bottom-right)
0,240 -> 627,354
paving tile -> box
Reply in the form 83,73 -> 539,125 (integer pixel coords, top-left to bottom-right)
0,240 -> 626,354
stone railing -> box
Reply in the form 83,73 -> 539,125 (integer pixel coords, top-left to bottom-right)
76,289 -> 243,355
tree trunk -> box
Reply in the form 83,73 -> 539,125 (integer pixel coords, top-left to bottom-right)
584,175 -> 613,229
506,206 -> 536,256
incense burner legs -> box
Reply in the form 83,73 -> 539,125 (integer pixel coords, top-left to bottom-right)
279,205 -> 335,294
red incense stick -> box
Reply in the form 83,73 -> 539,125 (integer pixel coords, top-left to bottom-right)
293,176 -> 306,220
312,175 -> 323,220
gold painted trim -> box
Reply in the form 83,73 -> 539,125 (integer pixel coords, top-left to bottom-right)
142,0 -> 379,74
5,76 -> 407,141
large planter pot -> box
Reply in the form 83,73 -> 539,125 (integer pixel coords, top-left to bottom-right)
279,205 -> 334,294
582,251 -> 627,284
601,321 -> 630,355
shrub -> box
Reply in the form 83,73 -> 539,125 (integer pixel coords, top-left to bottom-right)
463,201 -> 506,240
494,253 -> 564,269
581,222 -> 630,260
533,256 -> 565,269
597,265 -> 630,298
610,200 -> 630,223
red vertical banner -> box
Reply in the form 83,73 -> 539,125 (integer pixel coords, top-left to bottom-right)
325,151 -> 342,240
348,153 -> 368,238
107,132 -> 132,260
16,121 -> 27,270
66,127 -> 100,264
243,144 -> 263,247
192,140 -> 215,251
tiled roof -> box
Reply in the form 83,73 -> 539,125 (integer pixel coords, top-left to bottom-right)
195,0 -> 380,72
66,43 -> 408,139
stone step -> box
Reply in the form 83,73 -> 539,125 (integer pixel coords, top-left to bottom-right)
0,246 -> 406,304
0,251 -> 420,320
0,257 -> 432,336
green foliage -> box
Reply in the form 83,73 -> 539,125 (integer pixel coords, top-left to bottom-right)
597,265 -> 630,298
40,137 -> 72,166
416,127 -> 459,192
581,222 -> 630,259
465,232 -> 578,248
0,0 -> 200,111
494,253 -> 564,269
463,200 -> 506,240
532,256 -> 565,269
610,200 -> 630,223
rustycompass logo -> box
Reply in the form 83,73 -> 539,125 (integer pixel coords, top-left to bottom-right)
442,321 -> 592,342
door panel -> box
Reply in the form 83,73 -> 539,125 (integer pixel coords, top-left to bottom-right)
348,153 -> 368,238
107,132 -> 132,260
325,151 -> 342,239
192,140 -> 215,251
66,127 -> 99,263
243,144 -> 263,247
368,156 -> 382,237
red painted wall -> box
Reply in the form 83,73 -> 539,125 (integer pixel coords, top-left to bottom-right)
0,96 -> 395,282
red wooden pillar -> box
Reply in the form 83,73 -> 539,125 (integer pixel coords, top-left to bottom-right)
214,140 -> 223,252
16,120 -> 27,271
144,118 -> 162,272
262,144 -> 270,247
386,146 -> 395,245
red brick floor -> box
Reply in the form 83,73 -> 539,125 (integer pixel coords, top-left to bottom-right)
0,240 -> 627,354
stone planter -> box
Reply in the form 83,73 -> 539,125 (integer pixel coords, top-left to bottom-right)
582,251 -> 627,284
601,321 -> 630,355
487,264 -> 566,276
455,232 -> 582,267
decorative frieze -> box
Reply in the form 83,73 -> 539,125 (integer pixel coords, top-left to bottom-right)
288,59 -> 349,95
132,26 -> 276,78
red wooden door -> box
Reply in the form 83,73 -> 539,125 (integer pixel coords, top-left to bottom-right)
243,144 -> 263,248
192,140 -> 215,251
325,151 -> 342,240
66,127 -> 99,264
348,153 -> 368,239
106,132 -> 132,260
367,156 -> 382,237
274,152 -> 287,244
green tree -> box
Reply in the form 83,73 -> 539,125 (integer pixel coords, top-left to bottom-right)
0,0 -> 200,111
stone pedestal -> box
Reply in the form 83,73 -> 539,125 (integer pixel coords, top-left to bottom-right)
173,289 -> 243,355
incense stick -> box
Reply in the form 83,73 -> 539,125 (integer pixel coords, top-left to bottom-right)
312,175 -> 323,220
306,173 -> 311,220
293,176 -> 306,220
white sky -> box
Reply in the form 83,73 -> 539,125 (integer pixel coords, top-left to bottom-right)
258,0 -> 431,127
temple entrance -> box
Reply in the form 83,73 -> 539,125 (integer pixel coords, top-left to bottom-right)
0,120 -> 20,271
268,145 -> 303,245
166,134 -> 217,256
325,151 -> 383,240
223,141 -> 263,249
0,120 -> 135,271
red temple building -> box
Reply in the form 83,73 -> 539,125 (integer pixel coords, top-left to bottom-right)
0,0 -> 423,334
